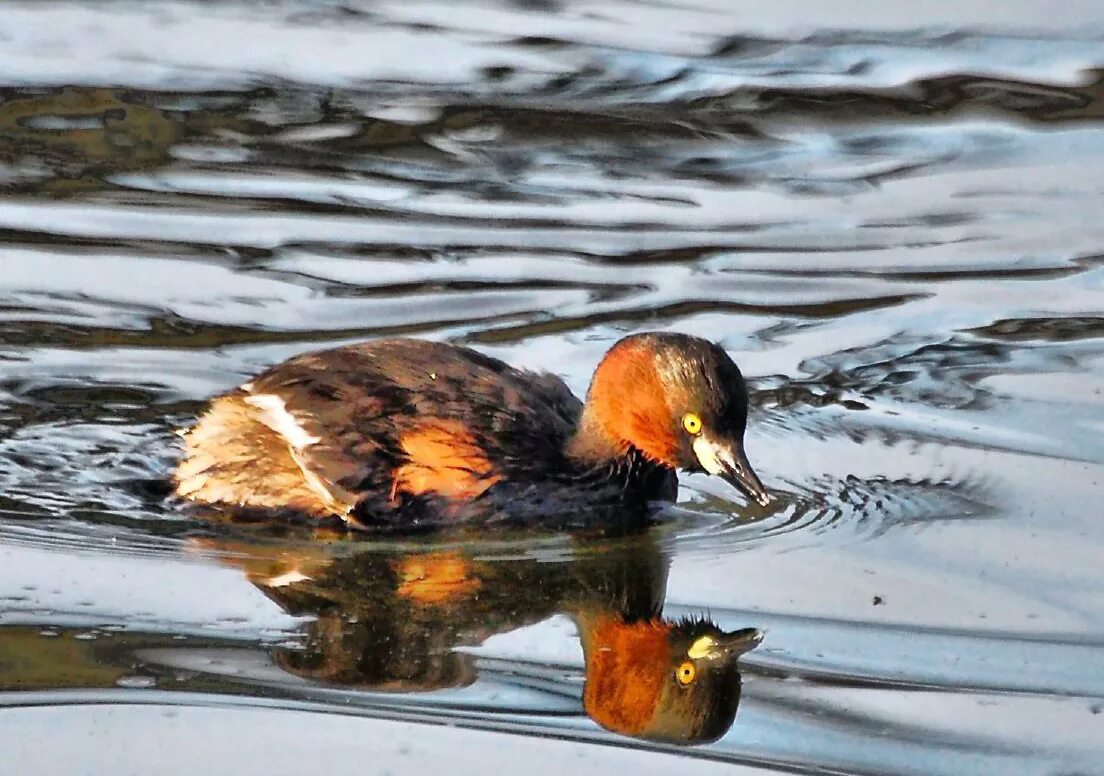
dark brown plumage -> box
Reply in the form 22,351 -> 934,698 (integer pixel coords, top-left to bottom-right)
174,333 -> 770,531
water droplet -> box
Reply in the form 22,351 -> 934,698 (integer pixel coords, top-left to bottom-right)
115,675 -> 156,689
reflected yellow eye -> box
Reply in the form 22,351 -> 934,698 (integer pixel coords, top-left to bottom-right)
676,661 -> 697,686
682,413 -> 702,435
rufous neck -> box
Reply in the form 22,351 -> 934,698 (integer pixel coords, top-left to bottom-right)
565,403 -> 629,467
566,338 -> 679,468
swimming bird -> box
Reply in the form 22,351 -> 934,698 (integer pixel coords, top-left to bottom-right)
174,332 -> 771,530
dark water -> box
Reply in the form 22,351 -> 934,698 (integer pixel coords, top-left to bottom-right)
2,1 -> 1104,773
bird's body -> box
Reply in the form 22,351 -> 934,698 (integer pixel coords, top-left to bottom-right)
174,333 -> 769,531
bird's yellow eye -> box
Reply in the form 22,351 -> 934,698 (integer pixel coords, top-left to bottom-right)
682,413 -> 702,435
676,661 -> 697,686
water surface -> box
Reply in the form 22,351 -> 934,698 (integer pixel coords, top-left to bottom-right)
2,1 -> 1104,773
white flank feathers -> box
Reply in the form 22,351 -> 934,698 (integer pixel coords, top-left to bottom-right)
263,569 -> 312,587
243,393 -> 320,450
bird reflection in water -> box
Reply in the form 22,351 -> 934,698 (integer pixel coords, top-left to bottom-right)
199,533 -> 761,744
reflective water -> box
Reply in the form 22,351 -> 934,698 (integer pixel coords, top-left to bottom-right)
2,2 -> 1104,773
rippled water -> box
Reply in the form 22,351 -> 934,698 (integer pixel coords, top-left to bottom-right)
2,1 -> 1104,773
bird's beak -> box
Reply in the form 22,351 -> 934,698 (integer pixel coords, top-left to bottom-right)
687,628 -> 764,661
692,434 -> 772,506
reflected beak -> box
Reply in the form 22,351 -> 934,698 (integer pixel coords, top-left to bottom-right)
692,435 -> 773,506
720,627 -> 764,658
688,628 -> 764,662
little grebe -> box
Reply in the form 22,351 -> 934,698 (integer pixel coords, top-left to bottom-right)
201,535 -> 761,743
174,332 -> 771,530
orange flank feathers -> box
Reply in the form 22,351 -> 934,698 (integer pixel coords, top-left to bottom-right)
390,420 -> 503,504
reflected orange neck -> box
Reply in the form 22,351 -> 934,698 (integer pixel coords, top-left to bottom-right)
578,611 -> 674,735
